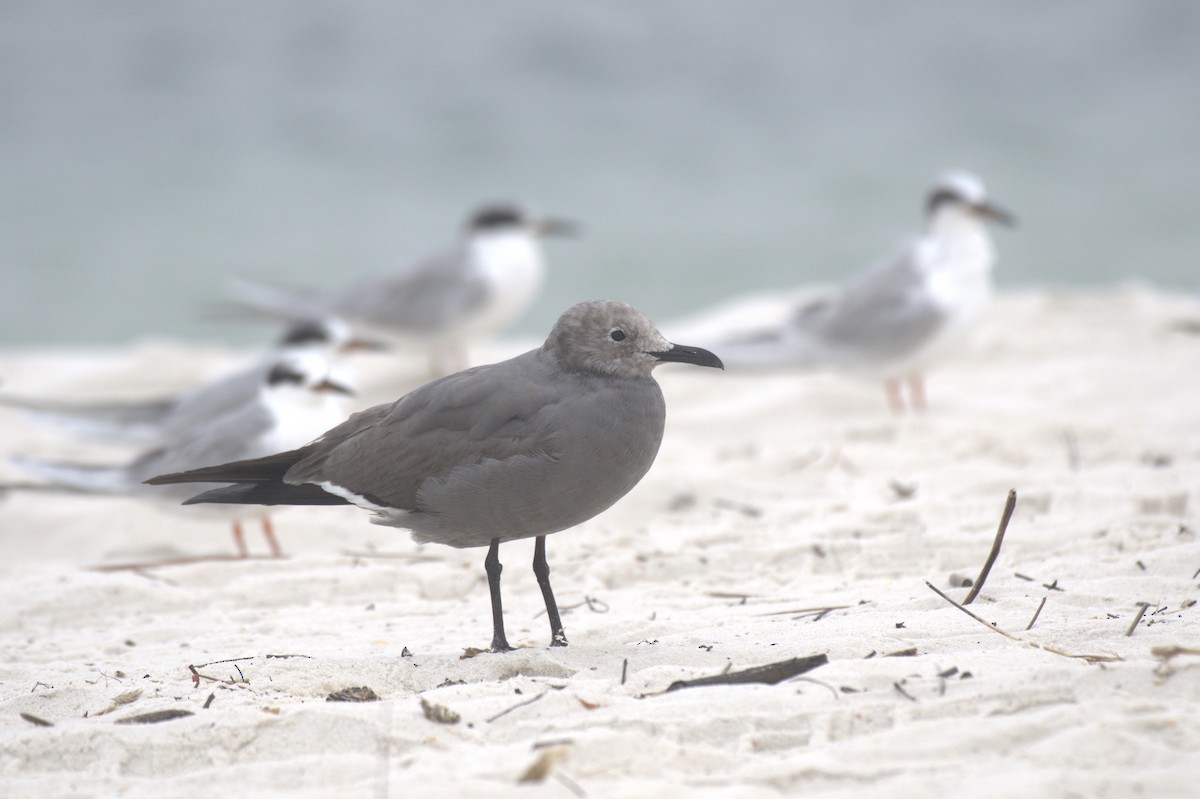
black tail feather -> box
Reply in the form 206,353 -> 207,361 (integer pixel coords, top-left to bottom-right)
183,481 -> 349,507
146,446 -> 313,486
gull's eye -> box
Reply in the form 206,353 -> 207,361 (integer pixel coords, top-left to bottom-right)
610,329 -> 626,342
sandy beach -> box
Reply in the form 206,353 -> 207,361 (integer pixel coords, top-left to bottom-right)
1,286 -> 1198,798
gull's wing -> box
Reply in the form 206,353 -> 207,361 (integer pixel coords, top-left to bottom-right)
283,349 -> 563,509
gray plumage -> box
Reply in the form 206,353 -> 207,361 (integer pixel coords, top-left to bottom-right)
0,318 -> 371,444
704,170 -> 1014,411
770,242 -> 952,370
11,351 -> 354,556
225,202 -> 576,374
148,300 -> 723,649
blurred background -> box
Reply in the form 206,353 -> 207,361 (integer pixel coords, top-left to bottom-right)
2,0 -> 1198,347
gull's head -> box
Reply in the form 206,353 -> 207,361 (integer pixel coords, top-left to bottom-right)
544,300 -> 724,379
466,202 -> 578,240
261,351 -> 355,410
926,171 -> 1016,228
277,318 -> 388,355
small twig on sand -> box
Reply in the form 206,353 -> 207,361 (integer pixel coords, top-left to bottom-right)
925,581 -> 1120,664
756,605 -> 851,619
487,691 -> 548,723
964,489 -> 1017,605
535,595 -> 609,618
188,664 -> 244,687
620,658 -> 628,686
1152,645 -> 1200,662
114,709 -> 194,725
193,656 -> 255,668
1061,429 -> 1081,471
338,550 -> 443,563
893,681 -> 917,702
661,654 -> 828,694
20,712 -> 53,727
713,497 -> 764,517
1125,603 -> 1151,637
707,591 -> 755,604
94,553 -> 280,572
1025,596 -> 1048,631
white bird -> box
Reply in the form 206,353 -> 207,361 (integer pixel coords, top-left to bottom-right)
8,350 -> 355,557
706,171 -> 1014,412
0,317 -> 380,445
226,202 -> 576,375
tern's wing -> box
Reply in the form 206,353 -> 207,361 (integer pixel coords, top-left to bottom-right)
328,244 -> 488,333
160,363 -> 268,437
128,399 -> 277,484
798,237 -> 947,361
0,394 -> 176,442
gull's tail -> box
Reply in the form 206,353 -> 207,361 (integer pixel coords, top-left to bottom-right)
145,445 -> 349,507
0,395 -> 175,443
9,455 -> 132,494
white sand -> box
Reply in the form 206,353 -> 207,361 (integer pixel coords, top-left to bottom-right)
1,286 -> 1198,798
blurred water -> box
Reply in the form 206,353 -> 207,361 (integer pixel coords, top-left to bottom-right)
2,1 -> 1198,346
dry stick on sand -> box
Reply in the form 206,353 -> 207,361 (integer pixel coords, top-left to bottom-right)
94,553 -> 281,572
487,691 -> 549,723
1125,602 -> 1152,637
1152,645 -> 1200,662
1025,596 -> 1048,631
925,582 -> 1121,664
187,664 -> 249,687
963,489 -> 1018,605
661,654 -> 828,694
756,605 -> 852,618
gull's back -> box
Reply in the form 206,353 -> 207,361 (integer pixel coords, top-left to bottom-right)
285,347 -> 667,548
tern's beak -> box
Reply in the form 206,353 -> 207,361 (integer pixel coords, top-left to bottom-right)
313,379 -> 355,396
535,217 -> 580,237
972,200 -> 1017,227
649,343 -> 725,370
340,337 -> 390,354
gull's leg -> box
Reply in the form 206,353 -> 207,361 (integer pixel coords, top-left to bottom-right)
907,373 -> 927,413
884,378 -> 906,414
484,538 -> 513,652
231,520 -> 248,558
261,516 -> 283,558
532,535 -> 568,647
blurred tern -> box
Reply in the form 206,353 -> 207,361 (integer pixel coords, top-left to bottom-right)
226,202 -> 577,375
0,317 -> 380,445
9,351 -> 354,557
712,171 -> 1014,411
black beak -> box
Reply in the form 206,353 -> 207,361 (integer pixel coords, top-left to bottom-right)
340,337 -> 390,354
649,343 -> 725,370
313,379 -> 355,396
536,217 -> 580,237
973,200 -> 1016,227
